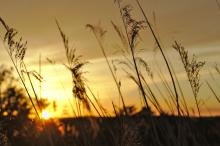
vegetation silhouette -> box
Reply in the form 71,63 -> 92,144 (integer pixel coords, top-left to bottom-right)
0,66 -> 57,146
0,65 -> 33,145
0,0 -> 220,146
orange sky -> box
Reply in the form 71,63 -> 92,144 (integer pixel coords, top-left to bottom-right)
0,0 -> 220,117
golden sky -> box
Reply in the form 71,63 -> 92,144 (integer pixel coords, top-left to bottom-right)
0,0 -> 220,117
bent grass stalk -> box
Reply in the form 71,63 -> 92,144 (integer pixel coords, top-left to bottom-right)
86,24 -> 128,116
21,62 -> 43,112
0,17 -> 41,119
85,85 -> 110,117
115,0 -> 150,109
134,0 -> 180,116
206,81 -> 220,104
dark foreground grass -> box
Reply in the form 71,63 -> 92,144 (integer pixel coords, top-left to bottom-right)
1,113 -> 220,146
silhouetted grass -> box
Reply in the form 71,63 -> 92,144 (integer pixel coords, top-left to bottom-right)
0,0 -> 220,146
173,41 -> 205,116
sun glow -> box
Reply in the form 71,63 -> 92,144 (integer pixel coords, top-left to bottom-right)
41,111 -> 51,120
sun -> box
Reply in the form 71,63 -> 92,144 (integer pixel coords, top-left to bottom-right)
41,110 -> 51,120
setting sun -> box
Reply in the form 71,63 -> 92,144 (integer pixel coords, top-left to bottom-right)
41,111 -> 51,120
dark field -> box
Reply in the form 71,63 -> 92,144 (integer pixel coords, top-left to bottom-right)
1,112 -> 220,146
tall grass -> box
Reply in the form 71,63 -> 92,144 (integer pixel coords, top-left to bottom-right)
206,81 -> 220,104
1,1 -> 220,146
0,17 -> 41,119
86,23 -> 128,116
114,0 -> 150,110
0,17 -> 56,146
173,41 -> 205,116
133,0 -> 180,116
56,20 -> 103,117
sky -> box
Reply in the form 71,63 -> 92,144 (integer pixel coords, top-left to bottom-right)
0,0 -> 220,117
